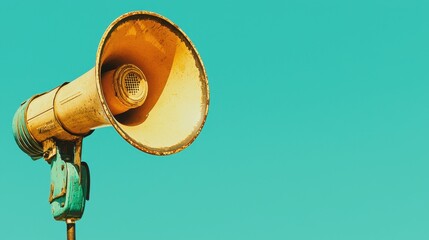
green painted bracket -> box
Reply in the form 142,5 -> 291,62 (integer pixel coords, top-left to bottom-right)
49,143 -> 90,221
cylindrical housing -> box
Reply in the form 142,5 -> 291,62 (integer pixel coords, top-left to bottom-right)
13,68 -> 111,159
53,68 -> 110,135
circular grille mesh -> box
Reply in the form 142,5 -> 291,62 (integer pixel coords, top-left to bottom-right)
124,72 -> 141,95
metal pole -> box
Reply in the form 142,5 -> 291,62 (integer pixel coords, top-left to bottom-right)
67,222 -> 76,240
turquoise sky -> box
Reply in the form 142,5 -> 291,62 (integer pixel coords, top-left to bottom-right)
1,0 -> 429,239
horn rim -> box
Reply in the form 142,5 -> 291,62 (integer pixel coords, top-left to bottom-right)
95,11 -> 210,155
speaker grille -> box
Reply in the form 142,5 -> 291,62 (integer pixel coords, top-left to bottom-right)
112,64 -> 148,110
124,72 -> 141,95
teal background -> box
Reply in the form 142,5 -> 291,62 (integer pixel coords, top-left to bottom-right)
1,0 -> 429,239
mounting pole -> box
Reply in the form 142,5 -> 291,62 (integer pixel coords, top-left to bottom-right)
67,220 -> 76,240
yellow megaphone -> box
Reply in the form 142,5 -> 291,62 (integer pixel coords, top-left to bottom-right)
13,11 -> 209,158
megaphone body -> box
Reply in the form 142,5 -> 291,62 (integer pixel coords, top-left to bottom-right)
13,11 -> 209,159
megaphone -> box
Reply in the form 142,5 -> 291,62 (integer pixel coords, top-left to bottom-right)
13,11 -> 209,159
11,11 -> 209,239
